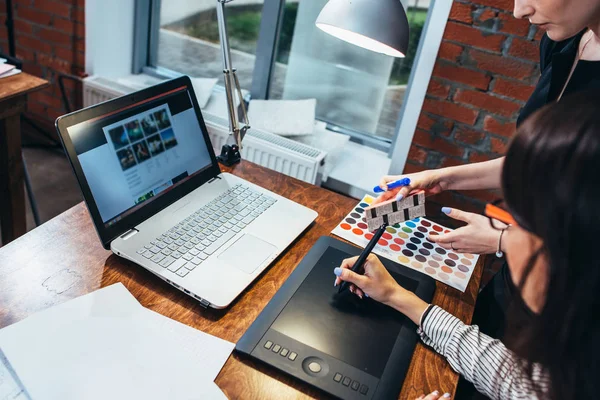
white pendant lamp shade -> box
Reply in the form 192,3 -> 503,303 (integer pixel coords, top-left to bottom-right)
315,0 -> 410,58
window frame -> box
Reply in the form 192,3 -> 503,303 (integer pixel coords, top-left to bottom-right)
134,0 -> 450,165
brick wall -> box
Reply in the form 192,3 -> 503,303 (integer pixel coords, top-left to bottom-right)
408,0 -> 542,215
0,0 -> 85,133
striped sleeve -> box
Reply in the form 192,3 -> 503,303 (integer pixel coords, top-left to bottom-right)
417,306 -> 550,400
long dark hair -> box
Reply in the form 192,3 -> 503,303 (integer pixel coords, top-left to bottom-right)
502,90 -> 600,399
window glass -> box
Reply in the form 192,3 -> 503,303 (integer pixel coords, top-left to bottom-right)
270,0 -> 428,141
157,0 -> 265,90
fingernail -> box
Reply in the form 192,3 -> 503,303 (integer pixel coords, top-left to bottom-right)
441,207 -> 451,215
358,293 -> 363,299
443,393 -> 451,398
334,267 -> 342,276
334,278 -> 337,287
433,391 -> 440,395
396,194 -> 404,201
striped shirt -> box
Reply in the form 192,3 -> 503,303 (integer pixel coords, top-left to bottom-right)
418,306 -> 550,399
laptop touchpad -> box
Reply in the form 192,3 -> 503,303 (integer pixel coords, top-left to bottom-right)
218,234 -> 277,274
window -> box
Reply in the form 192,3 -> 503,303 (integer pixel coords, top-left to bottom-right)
137,0 -> 443,154
152,0 -> 265,90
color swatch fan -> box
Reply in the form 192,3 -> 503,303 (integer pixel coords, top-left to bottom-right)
332,195 -> 479,292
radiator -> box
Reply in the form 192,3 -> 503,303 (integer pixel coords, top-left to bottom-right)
83,75 -> 326,185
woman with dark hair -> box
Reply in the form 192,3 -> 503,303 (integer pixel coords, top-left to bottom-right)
334,90 -> 600,399
374,0 -> 600,341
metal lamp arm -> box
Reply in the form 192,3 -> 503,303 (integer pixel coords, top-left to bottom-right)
216,0 -> 250,148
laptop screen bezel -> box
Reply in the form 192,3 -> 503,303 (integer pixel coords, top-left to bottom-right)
55,76 -> 222,250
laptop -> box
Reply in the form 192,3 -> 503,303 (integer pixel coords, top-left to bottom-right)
56,76 -> 318,309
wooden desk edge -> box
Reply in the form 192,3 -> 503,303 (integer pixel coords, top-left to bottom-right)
0,73 -> 50,103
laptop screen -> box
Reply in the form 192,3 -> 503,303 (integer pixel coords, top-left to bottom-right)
67,86 -> 213,228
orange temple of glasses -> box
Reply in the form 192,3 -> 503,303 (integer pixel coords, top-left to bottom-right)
485,204 -> 517,226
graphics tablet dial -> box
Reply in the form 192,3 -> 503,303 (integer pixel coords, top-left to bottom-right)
302,357 -> 329,377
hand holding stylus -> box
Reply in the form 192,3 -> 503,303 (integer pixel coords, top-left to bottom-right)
333,254 -> 430,325
337,223 -> 388,295
334,254 -> 398,302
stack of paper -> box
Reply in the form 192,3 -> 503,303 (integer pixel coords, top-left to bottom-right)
0,58 -> 21,79
0,284 -> 234,400
248,99 -> 317,136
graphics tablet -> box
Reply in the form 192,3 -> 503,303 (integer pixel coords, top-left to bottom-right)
236,236 -> 436,399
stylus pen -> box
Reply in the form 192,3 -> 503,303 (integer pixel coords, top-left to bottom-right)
338,223 -> 388,294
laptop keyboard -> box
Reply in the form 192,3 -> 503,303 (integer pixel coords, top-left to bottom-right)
135,184 -> 277,278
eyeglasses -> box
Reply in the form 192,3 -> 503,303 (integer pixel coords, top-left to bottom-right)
485,199 -> 517,231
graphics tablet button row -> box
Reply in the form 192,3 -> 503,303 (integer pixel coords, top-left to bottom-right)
335,373 -> 369,395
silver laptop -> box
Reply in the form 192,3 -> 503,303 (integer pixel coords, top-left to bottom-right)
56,76 -> 318,308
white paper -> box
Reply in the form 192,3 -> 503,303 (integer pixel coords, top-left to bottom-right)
0,283 -> 234,400
248,99 -> 316,136
0,348 -> 30,400
190,77 -> 218,109
190,381 -> 227,400
0,69 -> 21,79
139,307 -> 235,383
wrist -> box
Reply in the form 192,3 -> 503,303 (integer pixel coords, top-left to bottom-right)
386,288 -> 429,325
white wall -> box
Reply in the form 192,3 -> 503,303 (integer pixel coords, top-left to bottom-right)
85,0 -> 136,78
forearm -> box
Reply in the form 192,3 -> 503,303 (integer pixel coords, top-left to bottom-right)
439,157 -> 504,191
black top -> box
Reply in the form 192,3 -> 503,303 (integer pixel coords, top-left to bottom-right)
517,30 -> 600,126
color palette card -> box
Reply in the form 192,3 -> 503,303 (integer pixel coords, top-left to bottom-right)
332,195 -> 479,292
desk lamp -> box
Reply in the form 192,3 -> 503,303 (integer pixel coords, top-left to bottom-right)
316,0 -> 410,58
215,0 -> 250,166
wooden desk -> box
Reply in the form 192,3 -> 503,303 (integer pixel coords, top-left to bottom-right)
0,161 -> 483,399
0,72 -> 50,244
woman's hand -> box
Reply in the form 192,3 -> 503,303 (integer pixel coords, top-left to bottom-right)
333,254 -> 429,324
416,391 -> 451,400
333,254 -> 400,303
373,169 -> 450,205
429,207 -> 504,255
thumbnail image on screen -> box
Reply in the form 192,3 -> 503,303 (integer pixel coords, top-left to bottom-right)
160,128 -> 178,150
108,107 -> 178,171
132,140 -> 151,163
141,114 -> 158,136
125,120 -> 144,142
116,147 -> 137,171
154,109 -> 172,130
147,134 -> 165,156
108,126 -> 129,150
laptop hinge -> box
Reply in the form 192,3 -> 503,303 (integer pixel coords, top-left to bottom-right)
120,228 -> 139,240
208,175 -> 222,184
